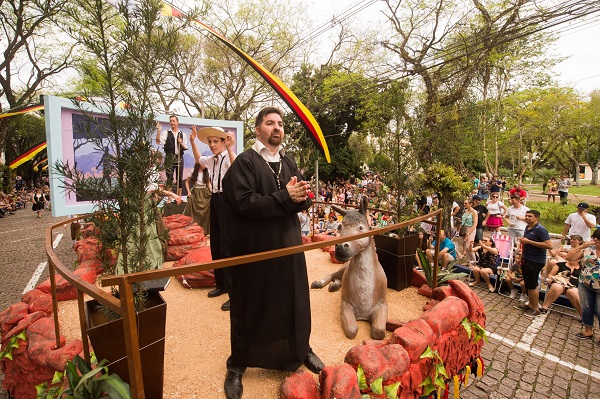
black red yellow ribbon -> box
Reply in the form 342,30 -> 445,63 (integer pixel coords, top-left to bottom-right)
161,2 -> 330,162
9,143 -> 47,170
0,104 -> 44,121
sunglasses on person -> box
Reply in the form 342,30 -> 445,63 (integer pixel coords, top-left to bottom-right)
481,239 -> 489,242
491,195 -> 498,198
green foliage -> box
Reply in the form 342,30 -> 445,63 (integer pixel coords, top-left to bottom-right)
461,318 -> 488,344
288,65 -> 402,181
357,365 -> 368,391
36,355 -> 131,399
532,168 -> 559,191
525,201 -> 576,234
417,248 -> 468,288
419,346 -> 447,396
356,364 -> 402,399
415,163 -> 472,233
53,0 -> 186,314
0,331 -> 27,361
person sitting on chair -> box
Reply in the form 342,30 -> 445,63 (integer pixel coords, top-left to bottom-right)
468,237 -> 499,292
504,251 -> 526,301
322,213 -> 340,235
425,230 -> 457,270
539,238 -> 583,316
543,235 -> 583,283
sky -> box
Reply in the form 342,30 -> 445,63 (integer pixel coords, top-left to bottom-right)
551,17 -> 600,96
305,0 -> 600,97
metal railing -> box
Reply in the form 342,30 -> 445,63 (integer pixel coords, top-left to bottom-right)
46,209 -> 442,398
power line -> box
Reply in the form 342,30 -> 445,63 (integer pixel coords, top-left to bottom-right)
311,2 -> 600,100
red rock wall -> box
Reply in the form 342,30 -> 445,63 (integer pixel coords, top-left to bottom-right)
281,279 -> 486,399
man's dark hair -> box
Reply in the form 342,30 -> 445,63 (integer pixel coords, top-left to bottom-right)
510,194 -> 520,201
526,209 -> 541,219
255,107 -> 283,127
169,114 -> 179,121
592,229 -> 600,240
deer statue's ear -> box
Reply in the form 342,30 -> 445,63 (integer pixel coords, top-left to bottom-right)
359,196 -> 368,215
331,205 -> 346,216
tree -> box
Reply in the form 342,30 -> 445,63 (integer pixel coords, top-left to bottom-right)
0,0 -> 75,186
502,87 -> 580,183
380,0 -> 600,167
146,0 -> 308,136
55,0 -> 186,302
415,163 -> 471,235
3,112 -> 46,189
584,90 -> 600,185
287,65 -> 393,182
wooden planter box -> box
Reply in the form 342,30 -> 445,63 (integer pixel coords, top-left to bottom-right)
86,291 -> 167,399
374,234 -> 419,291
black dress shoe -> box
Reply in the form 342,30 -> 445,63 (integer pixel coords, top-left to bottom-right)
224,371 -> 243,399
303,348 -> 324,374
208,287 -> 227,298
221,299 -> 231,311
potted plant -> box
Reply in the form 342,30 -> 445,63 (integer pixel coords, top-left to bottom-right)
53,1 -> 188,396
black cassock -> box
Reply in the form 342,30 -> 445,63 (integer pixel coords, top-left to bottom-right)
222,149 -> 312,372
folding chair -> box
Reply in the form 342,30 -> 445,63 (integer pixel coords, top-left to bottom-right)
491,233 -> 515,295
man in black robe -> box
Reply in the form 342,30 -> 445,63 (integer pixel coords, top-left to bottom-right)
221,107 -> 324,399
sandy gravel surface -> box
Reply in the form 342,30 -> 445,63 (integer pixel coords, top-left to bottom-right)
57,247 -> 427,398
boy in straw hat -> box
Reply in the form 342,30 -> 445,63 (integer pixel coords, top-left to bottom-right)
190,125 -> 236,311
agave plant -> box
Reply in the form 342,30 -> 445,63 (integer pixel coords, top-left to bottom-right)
416,248 -> 467,288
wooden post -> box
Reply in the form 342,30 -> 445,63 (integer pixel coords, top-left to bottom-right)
119,278 -> 145,399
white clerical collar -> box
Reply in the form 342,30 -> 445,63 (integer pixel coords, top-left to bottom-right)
252,140 -> 284,162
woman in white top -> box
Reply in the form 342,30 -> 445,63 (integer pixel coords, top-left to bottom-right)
484,193 -> 507,232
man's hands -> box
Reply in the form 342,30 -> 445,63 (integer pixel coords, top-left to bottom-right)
286,176 -> 309,203
190,125 -> 197,141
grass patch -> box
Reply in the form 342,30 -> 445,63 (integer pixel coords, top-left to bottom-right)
523,201 -> 575,235
524,183 -> 599,196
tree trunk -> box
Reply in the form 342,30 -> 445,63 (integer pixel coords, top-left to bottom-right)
591,160 -> 599,186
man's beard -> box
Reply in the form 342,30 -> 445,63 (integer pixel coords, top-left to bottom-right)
268,135 -> 282,147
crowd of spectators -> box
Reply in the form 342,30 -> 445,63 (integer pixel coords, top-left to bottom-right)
0,175 -> 51,218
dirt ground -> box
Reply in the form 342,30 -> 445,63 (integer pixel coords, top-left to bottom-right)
57,248 -> 427,399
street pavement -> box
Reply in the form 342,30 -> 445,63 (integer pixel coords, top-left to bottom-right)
0,192 -> 599,398
461,285 -> 600,398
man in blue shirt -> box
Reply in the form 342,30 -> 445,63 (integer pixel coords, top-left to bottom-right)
514,210 -> 553,318
426,230 -> 457,270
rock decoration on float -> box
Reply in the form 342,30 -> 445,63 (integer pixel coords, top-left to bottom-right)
0,289 -> 83,399
0,214 -> 211,398
280,278 -> 486,399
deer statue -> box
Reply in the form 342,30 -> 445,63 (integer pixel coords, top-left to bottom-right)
311,196 -> 388,340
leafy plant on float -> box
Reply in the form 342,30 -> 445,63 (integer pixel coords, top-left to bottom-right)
417,248 -> 467,288
36,354 -> 131,399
